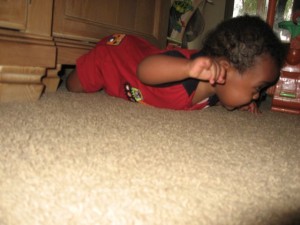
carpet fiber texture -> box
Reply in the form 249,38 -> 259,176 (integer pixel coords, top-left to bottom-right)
0,84 -> 299,225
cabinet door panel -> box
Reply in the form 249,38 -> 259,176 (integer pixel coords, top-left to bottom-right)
0,0 -> 28,30
65,0 -> 119,24
53,0 -> 170,48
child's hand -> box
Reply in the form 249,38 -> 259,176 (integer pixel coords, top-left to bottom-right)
188,57 -> 226,85
239,102 -> 261,114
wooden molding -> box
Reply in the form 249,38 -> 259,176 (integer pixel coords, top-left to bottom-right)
0,66 -> 45,102
43,65 -> 62,93
0,39 -> 56,68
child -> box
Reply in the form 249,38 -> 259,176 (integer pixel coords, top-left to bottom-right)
66,15 -> 286,113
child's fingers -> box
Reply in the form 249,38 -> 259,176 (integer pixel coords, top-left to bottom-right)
216,65 -> 226,84
188,57 -> 212,79
189,57 -> 227,84
239,102 -> 262,114
248,102 -> 262,114
208,60 -> 226,85
198,57 -> 212,68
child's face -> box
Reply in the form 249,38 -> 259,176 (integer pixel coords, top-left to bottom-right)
215,54 -> 278,110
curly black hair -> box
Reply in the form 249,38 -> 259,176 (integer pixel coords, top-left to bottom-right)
195,15 -> 287,73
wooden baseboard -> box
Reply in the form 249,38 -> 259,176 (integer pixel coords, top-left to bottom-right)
0,83 -> 44,102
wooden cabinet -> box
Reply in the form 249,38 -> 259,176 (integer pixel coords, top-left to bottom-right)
0,0 -> 27,30
0,0 -> 170,102
53,0 -> 169,65
53,0 -> 169,47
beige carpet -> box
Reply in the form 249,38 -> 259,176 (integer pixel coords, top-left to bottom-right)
0,81 -> 299,225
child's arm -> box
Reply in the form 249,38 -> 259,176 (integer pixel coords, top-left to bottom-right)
137,55 -> 226,85
66,69 -> 84,93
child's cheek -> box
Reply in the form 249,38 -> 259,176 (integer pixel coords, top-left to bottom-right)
217,87 -> 251,109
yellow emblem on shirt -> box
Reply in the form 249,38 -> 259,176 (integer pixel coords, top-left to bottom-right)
106,34 -> 126,46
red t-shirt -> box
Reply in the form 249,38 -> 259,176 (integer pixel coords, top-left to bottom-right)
76,34 -> 217,110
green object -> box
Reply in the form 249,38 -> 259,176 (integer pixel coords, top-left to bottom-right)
279,91 -> 296,98
278,21 -> 300,38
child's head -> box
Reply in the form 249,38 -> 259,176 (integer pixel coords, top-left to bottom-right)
198,15 -> 287,110
201,15 -> 286,73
